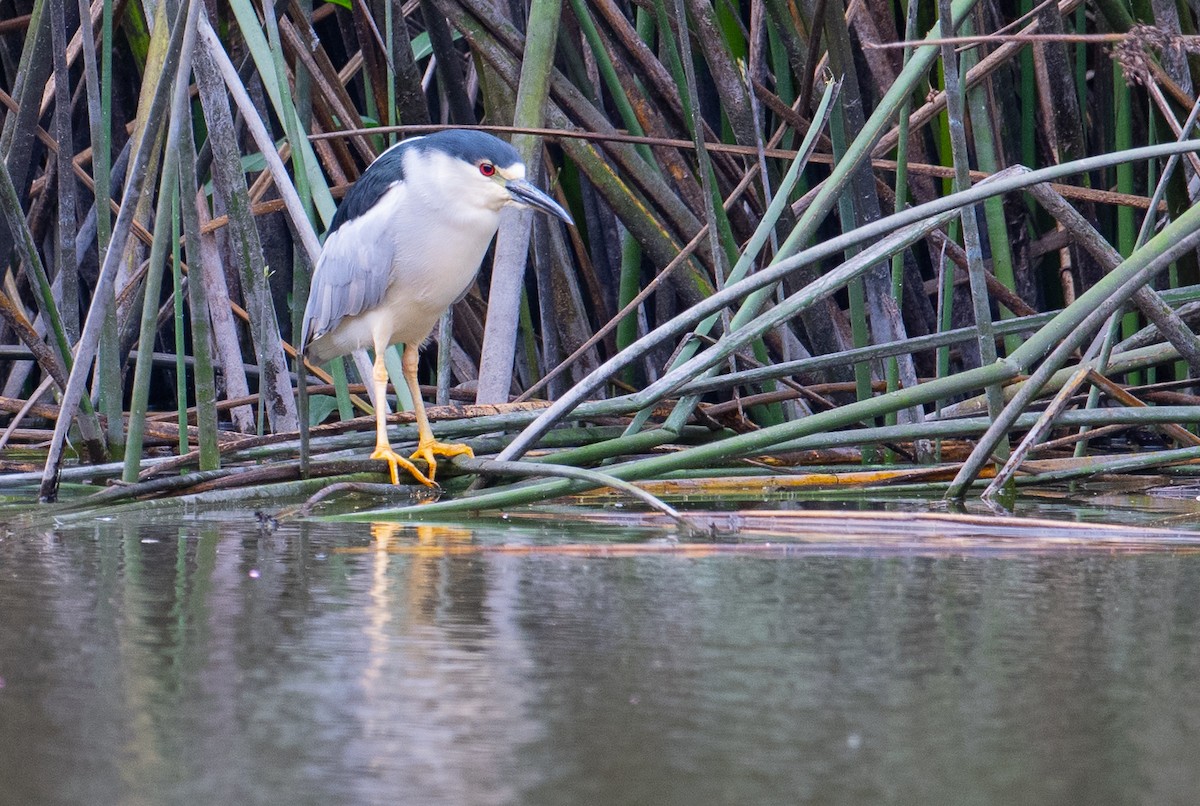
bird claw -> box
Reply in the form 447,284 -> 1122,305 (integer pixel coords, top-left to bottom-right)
371,445 -> 436,487
410,440 -> 474,483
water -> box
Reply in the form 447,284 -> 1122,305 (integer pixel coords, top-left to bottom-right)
2,506 -> 1200,805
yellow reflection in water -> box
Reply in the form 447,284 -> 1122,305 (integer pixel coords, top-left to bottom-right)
360,522 -> 477,693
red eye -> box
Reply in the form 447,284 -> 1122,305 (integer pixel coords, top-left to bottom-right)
479,162 -> 496,177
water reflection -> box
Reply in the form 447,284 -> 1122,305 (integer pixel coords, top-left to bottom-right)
1,512 -> 1199,805
355,522 -> 537,804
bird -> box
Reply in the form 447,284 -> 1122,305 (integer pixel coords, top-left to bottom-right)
300,129 -> 574,487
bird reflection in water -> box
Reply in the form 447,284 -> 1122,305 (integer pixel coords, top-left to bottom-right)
354,521 -> 529,797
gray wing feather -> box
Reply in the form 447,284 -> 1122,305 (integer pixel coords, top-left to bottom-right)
301,223 -> 396,352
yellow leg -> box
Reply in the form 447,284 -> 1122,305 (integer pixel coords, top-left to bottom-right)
401,343 -> 473,483
368,347 -> 434,487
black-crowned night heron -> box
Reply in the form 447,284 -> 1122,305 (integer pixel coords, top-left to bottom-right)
300,129 -> 574,486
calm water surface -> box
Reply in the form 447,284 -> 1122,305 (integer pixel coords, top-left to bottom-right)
2,505 -> 1200,805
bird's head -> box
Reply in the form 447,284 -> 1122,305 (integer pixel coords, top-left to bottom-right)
408,130 -> 574,225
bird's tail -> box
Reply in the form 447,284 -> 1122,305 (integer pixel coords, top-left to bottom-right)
297,348 -> 310,481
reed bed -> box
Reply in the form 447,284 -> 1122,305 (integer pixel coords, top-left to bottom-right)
1,0 -> 1199,519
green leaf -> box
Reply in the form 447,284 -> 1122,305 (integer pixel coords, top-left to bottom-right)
411,31 -> 432,61
410,30 -> 459,62
307,395 -> 341,427
202,151 -> 270,195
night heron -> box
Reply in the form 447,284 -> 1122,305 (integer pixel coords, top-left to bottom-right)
300,130 -> 574,486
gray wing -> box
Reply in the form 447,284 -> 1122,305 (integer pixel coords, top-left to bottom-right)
300,214 -> 396,355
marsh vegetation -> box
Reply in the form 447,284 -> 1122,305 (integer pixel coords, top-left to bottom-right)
1,0 -> 1199,518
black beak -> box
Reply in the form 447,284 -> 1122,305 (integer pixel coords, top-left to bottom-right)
506,179 -> 574,225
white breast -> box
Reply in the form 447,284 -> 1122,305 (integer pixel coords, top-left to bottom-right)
380,153 -> 504,344
307,148 -> 508,359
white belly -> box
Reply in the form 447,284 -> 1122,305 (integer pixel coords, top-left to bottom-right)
379,203 -> 498,344
316,184 -> 501,356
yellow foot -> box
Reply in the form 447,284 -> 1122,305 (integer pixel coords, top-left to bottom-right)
409,440 -> 474,484
371,444 -> 436,487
